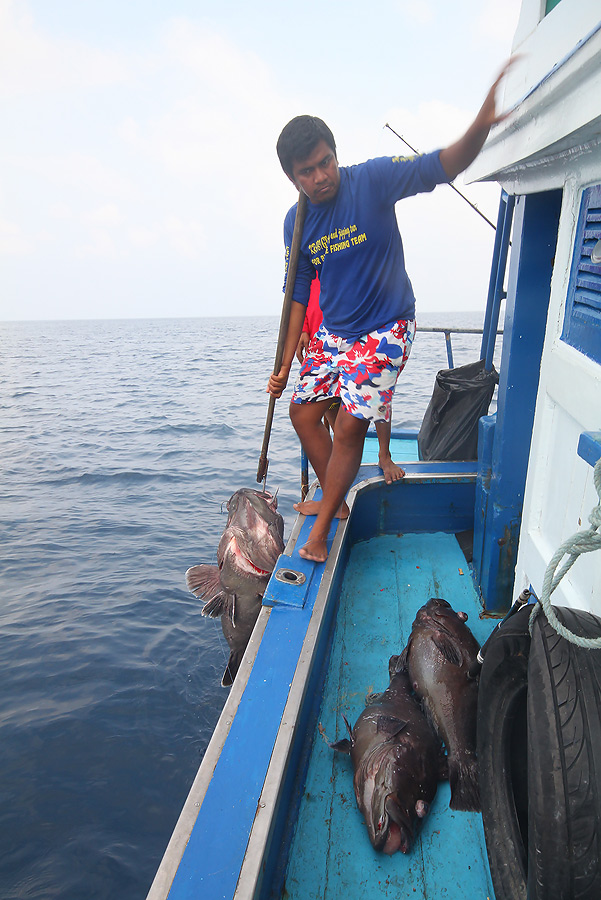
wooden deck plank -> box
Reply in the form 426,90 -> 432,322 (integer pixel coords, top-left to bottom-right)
361,434 -> 420,465
283,532 -> 496,900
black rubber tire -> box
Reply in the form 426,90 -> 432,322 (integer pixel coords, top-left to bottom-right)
527,607 -> 601,900
477,604 -> 532,900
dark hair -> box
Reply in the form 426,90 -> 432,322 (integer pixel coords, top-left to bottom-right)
276,115 -> 337,180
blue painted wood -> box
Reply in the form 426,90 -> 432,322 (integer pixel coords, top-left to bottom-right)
262,555 -> 317,608
578,431 -> 601,467
481,191 -> 513,364
280,532 -> 495,900
476,189 -> 563,611
561,184 -> 601,365
484,193 -> 514,372
361,435 -> 419,465
349,475 -> 476,543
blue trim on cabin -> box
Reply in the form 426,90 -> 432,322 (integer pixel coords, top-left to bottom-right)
561,184 -> 601,365
578,431 -> 601,467
474,189 -> 563,612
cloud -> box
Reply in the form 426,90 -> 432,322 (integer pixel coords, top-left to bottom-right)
0,0 -> 129,97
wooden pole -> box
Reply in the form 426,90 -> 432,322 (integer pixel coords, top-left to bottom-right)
257,191 -> 308,486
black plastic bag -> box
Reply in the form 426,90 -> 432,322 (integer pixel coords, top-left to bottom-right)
418,358 -> 498,461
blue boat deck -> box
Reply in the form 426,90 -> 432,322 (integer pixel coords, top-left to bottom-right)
361,431 -> 420,465
283,531 -> 496,900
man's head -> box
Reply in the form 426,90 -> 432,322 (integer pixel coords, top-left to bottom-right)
277,115 -> 340,205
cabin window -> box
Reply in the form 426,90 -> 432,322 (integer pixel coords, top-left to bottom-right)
561,184 -> 601,365
545,0 -> 563,13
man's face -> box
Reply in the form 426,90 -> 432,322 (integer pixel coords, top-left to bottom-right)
289,139 -> 340,205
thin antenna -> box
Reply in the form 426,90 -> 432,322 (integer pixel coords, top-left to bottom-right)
384,123 -> 497,231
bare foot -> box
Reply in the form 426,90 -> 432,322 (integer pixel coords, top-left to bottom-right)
379,454 -> 405,485
299,538 -> 329,563
293,498 -> 350,518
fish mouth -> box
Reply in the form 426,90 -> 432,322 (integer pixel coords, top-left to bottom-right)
369,794 -> 413,854
221,532 -> 272,578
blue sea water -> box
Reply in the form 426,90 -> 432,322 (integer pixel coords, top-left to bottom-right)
0,313 -> 491,899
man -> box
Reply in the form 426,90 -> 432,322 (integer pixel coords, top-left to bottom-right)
268,65 -> 511,563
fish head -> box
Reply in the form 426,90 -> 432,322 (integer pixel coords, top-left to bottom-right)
226,488 -> 281,530
215,490 -> 285,594
412,598 -> 470,640
356,744 -> 421,855
424,597 -> 468,624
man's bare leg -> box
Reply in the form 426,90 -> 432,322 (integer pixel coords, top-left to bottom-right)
375,420 -> 405,485
290,399 -> 349,519
298,408 -> 369,562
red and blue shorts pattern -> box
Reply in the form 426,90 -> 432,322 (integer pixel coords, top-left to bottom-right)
291,318 -> 416,422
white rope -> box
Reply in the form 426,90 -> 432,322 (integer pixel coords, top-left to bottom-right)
529,457 -> 601,648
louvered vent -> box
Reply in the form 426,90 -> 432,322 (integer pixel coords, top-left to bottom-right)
561,184 -> 601,364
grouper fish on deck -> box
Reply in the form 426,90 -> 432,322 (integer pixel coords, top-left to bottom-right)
186,488 -> 284,687
399,597 -> 481,812
328,657 -> 447,855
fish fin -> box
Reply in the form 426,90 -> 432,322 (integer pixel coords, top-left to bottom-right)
186,564 -> 222,600
326,715 -> 353,752
221,647 -> 244,687
342,713 -> 354,740
376,715 -> 408,737
432,635 -> 463,667
448,757 -> 480,812
328,737 -> 352,753
201,593 -> 228,618
389,645 -> 410,679
388,652 -> 407,675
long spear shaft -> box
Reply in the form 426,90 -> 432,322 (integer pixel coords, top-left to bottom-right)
257,191 -> 308,487
384,123 -> 497,231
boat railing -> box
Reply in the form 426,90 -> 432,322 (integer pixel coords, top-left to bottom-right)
417,325 -> 503,370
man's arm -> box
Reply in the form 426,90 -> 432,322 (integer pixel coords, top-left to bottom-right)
439,60 -> 513,181
267,300 -> 307,398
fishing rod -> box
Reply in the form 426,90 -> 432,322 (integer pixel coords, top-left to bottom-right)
384,123 -> 497,232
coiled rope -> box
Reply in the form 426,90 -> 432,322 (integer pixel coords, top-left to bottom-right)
529,456 -> 601,648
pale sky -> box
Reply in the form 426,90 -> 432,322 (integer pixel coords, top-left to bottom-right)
0,0 -> 521,321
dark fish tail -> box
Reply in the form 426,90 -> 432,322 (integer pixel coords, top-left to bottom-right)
448,756 -> 480,812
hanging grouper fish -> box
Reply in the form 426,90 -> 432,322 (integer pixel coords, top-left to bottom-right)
186,488 -> 284,687
399,597 -> 481,812
327,659 -> 446,854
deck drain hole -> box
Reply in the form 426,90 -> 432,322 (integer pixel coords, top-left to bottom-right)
275,568 -> 307,586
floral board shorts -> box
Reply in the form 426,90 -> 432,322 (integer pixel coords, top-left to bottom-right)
291,318 -> 416,423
